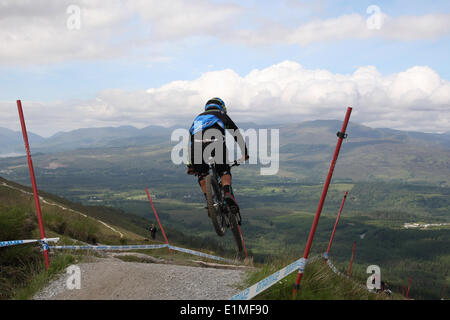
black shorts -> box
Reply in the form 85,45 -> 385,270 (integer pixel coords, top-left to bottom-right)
193,162 -> 231,178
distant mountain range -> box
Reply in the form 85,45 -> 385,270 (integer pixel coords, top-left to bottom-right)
1,120 -> 450,187
0,125 -> 175,155
1,121 -> 450,157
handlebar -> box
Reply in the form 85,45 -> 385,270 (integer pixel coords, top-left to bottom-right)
230,160 -> 241,168
207,157 -> 245,167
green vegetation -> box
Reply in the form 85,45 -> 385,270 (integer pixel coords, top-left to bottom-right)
245,257 -> 402,300
0,205 -> 77,300
2,172 -> 449,299
1,121 -> 449,300
0,176 -> 243,299
100,180 -> 449,299
12,253 -> 76,300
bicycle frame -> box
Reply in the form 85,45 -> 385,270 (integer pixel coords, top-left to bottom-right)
204,157 -> 244,253
206,157 -> 240,218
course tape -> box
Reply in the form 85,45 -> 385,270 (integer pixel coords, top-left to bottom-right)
0,238 -> 60,248
326,259 -> 344,277
167,245 -> 235,264
230,257 -> 307,300
49,244 -> 168,250
230,255 -> 322,300
326,258 -> 373,293
49,243 -> 235,264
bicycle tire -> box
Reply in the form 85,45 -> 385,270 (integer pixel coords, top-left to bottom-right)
205,175 -> 226,236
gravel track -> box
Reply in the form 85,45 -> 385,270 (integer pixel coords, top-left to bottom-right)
33,256 -> 247,300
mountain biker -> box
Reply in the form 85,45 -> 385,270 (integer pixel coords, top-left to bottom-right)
186,97 -> 249,215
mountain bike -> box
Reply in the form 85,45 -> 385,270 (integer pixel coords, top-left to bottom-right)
204,158 -> 244,253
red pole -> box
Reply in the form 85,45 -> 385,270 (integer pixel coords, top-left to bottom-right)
145,188 -> 171,252
406,276 -> 412,299
348,241 -> 356,277
16,100 -> 50,270
237,225 -> 248,259
324,191 -> 348,263
292,107 -> 352,297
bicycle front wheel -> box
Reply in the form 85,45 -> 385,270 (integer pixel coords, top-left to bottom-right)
205,175 -> 226,236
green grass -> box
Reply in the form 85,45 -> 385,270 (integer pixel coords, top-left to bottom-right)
0,201 -> 98,300
12,253 -> 76,300
245,257 -> 401,300
1,177 -> 246,299
0,180 -> 144,300
2,161 -> 449,300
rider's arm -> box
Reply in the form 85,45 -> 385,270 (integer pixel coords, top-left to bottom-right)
186,123 -> 194,173
223,116 -> 249,161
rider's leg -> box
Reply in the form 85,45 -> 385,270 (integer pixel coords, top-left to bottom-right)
221,174 -> 231,189
198,175 -> 210,215
220,170 -> 239,213
222,175 -> 241,224
199,177 -> 207,194
195,164 -> 209,198
198,175 -> 208,204
221,174 -> 235,197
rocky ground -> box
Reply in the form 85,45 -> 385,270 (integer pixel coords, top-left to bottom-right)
33,253 -> 248,300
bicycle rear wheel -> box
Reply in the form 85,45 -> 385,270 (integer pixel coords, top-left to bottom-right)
229,211 -> 243,253
205,175 -> 226,236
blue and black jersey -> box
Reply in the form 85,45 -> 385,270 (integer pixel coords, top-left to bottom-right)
188,109 -> 248,171
189,109 -> 239,135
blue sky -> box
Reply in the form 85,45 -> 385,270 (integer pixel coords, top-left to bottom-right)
0,0 -> 449,135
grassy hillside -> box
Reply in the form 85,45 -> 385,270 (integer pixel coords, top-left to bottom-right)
0,175 -> 146,299
1,171 -> 449,298
1,175 -> 448,300
0,176 -> 239,299
245,257 -> 404,300
1,120 -> 449,300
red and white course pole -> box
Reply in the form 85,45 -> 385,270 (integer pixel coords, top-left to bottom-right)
324,191 -> 348,263
145,188 -> 171,252
17,100 -> 50,270
348,241 -> 357,277
292,107 -> 352,297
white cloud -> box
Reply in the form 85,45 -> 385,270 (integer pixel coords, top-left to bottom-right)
129,0 -> 241,40
2,61 -> 449,136
383,14 -> 450,41
0,0 -> 132,64
0,1 -> 449,65
233,12 -> 450,46
0,0 -> 242,65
